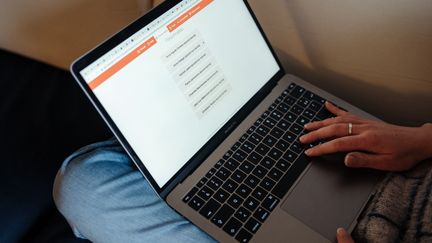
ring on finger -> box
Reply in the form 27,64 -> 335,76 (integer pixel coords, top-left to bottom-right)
348,123 -> 353,135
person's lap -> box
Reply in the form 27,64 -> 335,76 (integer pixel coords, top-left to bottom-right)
53,138 -> 215,243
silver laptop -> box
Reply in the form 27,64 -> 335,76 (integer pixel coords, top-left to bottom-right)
71,0 -> 382,242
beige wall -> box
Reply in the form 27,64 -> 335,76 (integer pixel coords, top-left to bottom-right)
248,0 -> 432,125
0,0 -> 155,69
0,0 -> 430,125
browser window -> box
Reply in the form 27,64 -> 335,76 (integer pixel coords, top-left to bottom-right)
80,0 -> 279,187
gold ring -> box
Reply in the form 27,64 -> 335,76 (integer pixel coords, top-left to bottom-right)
348,123 -> 353,135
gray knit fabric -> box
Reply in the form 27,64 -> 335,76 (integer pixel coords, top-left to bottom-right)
353,159 -> 432,243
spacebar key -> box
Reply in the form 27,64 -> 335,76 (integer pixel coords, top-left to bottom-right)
272,154 -> 310,199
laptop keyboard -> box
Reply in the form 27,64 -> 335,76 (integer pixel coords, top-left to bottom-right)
182,83 -> 334,242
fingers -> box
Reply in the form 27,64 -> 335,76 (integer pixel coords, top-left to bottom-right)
344,152 -> 395,171
336,228 -> 355,243
300,123 -> 363,144
304,114 -> 362,131
305,136 -> 363,157
326,101 -> 348,116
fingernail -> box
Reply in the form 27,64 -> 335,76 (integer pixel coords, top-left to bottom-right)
344,154 -> 350,165
304,123 -> 310,129
305,149 -> 311,156
337,228 -> 346,235
299,135 -> 305,142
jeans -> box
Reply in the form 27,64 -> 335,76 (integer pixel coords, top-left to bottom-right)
53,138 -> 216,243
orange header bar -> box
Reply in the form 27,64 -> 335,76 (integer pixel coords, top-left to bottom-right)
167,0 -> 213,32
88,36 -> 157,90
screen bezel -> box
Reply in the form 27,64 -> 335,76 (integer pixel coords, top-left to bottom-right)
71,0 -> 285,198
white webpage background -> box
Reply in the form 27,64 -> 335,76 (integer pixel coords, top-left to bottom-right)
93,0 -> 279,187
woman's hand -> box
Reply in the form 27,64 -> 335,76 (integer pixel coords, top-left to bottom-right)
299,102 -> 432,172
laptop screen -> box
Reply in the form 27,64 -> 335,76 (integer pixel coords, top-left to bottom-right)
79,0 -> 279,187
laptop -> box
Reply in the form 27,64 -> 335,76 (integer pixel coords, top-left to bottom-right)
71,0 -> 382,242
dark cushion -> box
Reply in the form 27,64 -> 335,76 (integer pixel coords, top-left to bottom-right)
0,49 -> 111,242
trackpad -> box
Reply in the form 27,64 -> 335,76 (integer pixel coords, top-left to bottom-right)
281,158 -> 380,240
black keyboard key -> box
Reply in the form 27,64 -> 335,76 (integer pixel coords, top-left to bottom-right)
254,207 -> 270,223
239,134 -> 248,143
223,150 -> 233,160
296,116 -> 310,126
290,105 -> 304,115
289,123 -> 303,135
198,186 -> 214,201
199,199 -> 221,219
268,148 -> 283,161
231,142 -> 241,151
255,143 -> 270,156
270,110 -> 283,121
214,189 -> 230,203
235,229 -> 253,243
211,204 -> 234,227
235,206 -> 251,222
276,159 -> 291,172
262,194 -> 279,212
216,167 -> 232,181
303,109 -> 316,120
188,196 -> 205,211
290,86 -> 305,98
316,107 -> 334,120
304,91 -> 325,104
248,133 -> 263,145
183,187 -> 198,203
297,97 -> 310,108
290,141 -> 304,154
231,169 -> 247,183
254,118 -> 264,127
196,177 -> 208,188
225,158 -> 240,171
260,156 -> 276,170
270,127 -> 284,139
263,117 -> 277,128
309,100 -> 322,111
214,159 -> 224,169
252,165 -> 268,179
239,161 -> 255,174
277,102 -> 290,113
263,135 -> 277,147
284,112 -> 296,123
276,119 -> 290,130
256,125 -> 270,137
268,168 -> 284,181
227,194 -> 244,209
282,131 -> 296,143
252,187 -> 267,201
284,96 -> 296,106
236,184 -> 252,198
245,217 -> 261,233
205,168 -> 217,178
244,175 -> 260,189
272,154 -> 310,199
246,126 -> 255,135
247,151 -> 262,164
207,177 -> 223,191
287,83 -> 296,90
233,150 -> 248,162
241,141 -> 255,154
223,217 -> 242,236
275,139 -> 289,152
260,177 -> 276,191
283,150 -> 297,162
222,179 -> 239,193
244,196 -> 260,211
